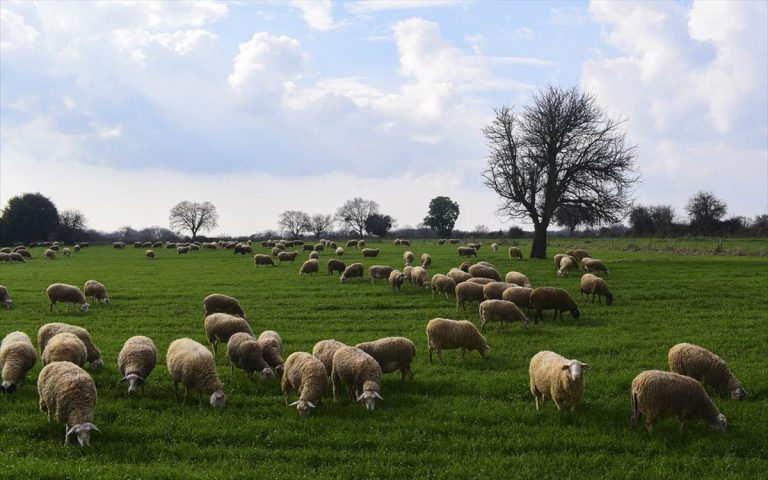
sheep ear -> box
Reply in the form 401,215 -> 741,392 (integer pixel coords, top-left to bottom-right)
307,401 -> 316,408
373,392 -> 383,400
356,393 -> 364,401
118,377 -> 128,383
84,423 -> 100,433
66,425 -> 78,437
288,401 -> 300,407
580,363 -> 591,369
561,365 -> 570,370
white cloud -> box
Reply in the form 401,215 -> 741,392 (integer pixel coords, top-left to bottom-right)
113,28 -> 217,60
290,0 -> 336,31
228,32 -> 309,98
0,7 -> 38,52
346,0 -> 463,14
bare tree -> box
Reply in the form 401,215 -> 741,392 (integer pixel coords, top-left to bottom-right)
686,191 -> 726,234
553,205 -> 595,238
482,85 -> 638,258
336,198 -> 379,236
308,213 -> 334,238
277,210 -> 310,239
168,201 -> 218,240
58,209 -> 87,242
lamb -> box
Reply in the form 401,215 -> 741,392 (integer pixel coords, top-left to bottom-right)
226,332 -> 273,380
667,343 -> 746,400
300,259 -> 320,275
335,247 -> 344,257
309,251 -> 320,260
46,283 -> 89,313
1,331 -> 37,393
327,259 -> 346,275
580,273 -> 614,305
426,318 -> 489,364
118,336 -> 158,395
582,258 -> 609,274
491,243 -> 498,253
368,265 -> 395,283
166,338 -> 226,408
45,249 -> 56,260
504,271 -> 532,288
282,352 -> 328,418
409,266 -> 430,288
567,249 -> 591,261
447,268 -> 472,284
37,323 -> 104,370
362,248 -> 380,258
204,313 -> 254,356
388,270 -> 408,291
430,274 -> 456,299
258,330 -> 285,375
631,370 -> 727,433
42,333 -> 87,367
482,281 -> 514,300
455,281 -> 486,311
203,293 -> 247,320
331,346 -> 383,411
37,361 -> 100,446
277,251 -> 299,263
177,246 -> 190,255
254,254 -> 275,267
529,351 -> 590,413
508,247 -> 524,259
0,285 -> 12,308
340,262 -> 364,282
420,253 -> 432,268
557,255 -> 577,276
145,249 -> 156,259
501,286 -> 534,313
530,287 -> 580,323
355,337 -> 416,380
468,264 -> 501,281
312,339 -> 347,376
403,251 -> 415,266
457,246 -> 477,257
357,240 -> 366,249
83,280 -> 110,305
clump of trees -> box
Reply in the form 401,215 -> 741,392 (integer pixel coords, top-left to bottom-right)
423,196 -> 460,237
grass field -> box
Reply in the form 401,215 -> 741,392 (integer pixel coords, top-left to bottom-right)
1,240 -> 766,479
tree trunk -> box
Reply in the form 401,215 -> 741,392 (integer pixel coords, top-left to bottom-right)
530,224 -> 548,259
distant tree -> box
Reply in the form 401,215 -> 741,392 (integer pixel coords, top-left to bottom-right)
138,225 -> 179,242
629,204 -> 675,237
118,226 -> 138,242
58,209 -> 88,243
686,191 -> 726,235
423,196 -> 460,237
308,213 -> 334,238
553,205 -> 595,237
649,205 -> 675,236
482,85 -> 637,258
472,225 -> 489,237
336,198 -> 379,236
508,226 -> 524,239
169,201 -> 218,240
277,210 -> 310,238
753,214 -> 768,237
0,193 -> 59,243
364,213 -> 394,237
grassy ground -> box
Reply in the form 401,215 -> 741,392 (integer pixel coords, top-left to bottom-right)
1,240 -> 766,479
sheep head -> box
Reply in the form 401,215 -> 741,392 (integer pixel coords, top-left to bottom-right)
119,373 -> 145,395
357,391 -> 383,411
259,367 -> 274,380
80,302 -> 90,313
66,422 -> 100,447
561,361 -> 589,383
209,390 -> 226,408
709,413 -> 727,433
90,358 -> 104,371
289,400 -> 316,418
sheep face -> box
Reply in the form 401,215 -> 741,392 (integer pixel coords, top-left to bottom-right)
120,373 -> 145,395
2,381 -> 17,393
289,400 -> 316,418
570,308 -> 580,319
709,414 -> 728,432
561,361 -> 589,383
90,358 -> 104,370
732,385 -> 746,401
357,391 -> 383,411
260,368 -> 274,380
2,298 -> 12,308
81,302 -> 90,313
209,390 -> 226,408
66,423 -> 100,447
275,364 -> 284,376
605,293 -> 614,306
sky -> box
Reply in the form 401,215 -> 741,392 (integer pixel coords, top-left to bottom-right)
1,0 -> 766,236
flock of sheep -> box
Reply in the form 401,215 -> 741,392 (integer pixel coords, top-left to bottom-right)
0,239 -> 748,447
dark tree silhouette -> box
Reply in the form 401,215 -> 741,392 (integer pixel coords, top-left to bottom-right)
686,191 -> 726,234
423,196 -> 460,237
278,210 -> 310,238
0,192 -> 59,243
364,213 -> 394,237
336,198 -> 379,236
553,205 -> 594,237
58,209 -> 88,243
168,201 -> 218,240
308,213 -> 334,238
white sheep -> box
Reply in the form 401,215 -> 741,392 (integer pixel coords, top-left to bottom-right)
482,281 -> 514,300
335,247 -> 344,257
409,266 -> 430,288
368,265 -> 394,283
0,285 -> 12,308
529,351 -> 590,413
46,283 -> 90,313
1,331 -> 37,393
420,253 -> 432,268
37,323 -> 103,370
447,268 -> 472,285
42,332 -> 87,367
508,247 -> 523,259
258,330 -> 285,375
491,242 -> 498,253
203,293 -> 247,320
668,343 -> 745,400
478,299 -> 529,332
300,258 -> 320,275
118,336 -> 158,395
579,273 -> 614,305
403,251 -> 415,266
340,262 -> 364,282
388,270 -> 408,291
430,274 -> 456,299
253,254 -> 275,267
83,280 -> 110,305
331,346 -> 383,411
582,258 -> 609,274
426,318 -> 489,364
501,286 -> 534,313
557,255 -> 577,276
362,248 -> 380,258
468,264 -> 501,281
37,361 -> 100,446
312,339 -> 347,376
204,313 -> 254,356
226,332 -> 273,380
455,281 -> 485,311
355,337 -> 416,380
282,352 -> 328,418
504,271 -> 532,288
166,338 -> 225,408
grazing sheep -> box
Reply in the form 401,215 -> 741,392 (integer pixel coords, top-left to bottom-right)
448,239 -> 460,244
458,262 -> 473,272
530,287 -> 580,323
468,264 -> 501,281
327,259 -> 346,275
582,258 -> 609,274
557,256 -> 577,276
482,281 -> 514,300
668,343 -> 746,400
567,249 -> 591,262
45,249 -> 56,260
16,249 -> 31,258
369,265 -> 394,283
529,351 -> 589,413
204,313 -> 254,356
177,246 -> 190,255
203,293 -> 247,320
357,240 -> 366,249
346,239 -> 358,248
309,251 -> 320,260
467,277 -> 494,285
388,270 -> 408,291
74,244 -> 81,252
8,252 -> 25,263
467,242 -> 482,251
37,361 -> 100,446
362,248 -> 380,258
278,251 -> 300,264
282,352 -> 328,418
355,337 -> 416,380
0,247 -> 9,253
46,283 -> 90,313
302,244 -> 314,252
447,268 -> 472,285
0,285 -> 12,308
631,370 -> 727,433
254,254 -> 275,267
455,281 -> 486,311
335,247 -> 344,257
508,247 -> 524,260
491,243 -> 498,253
438,239 -> 446,245
313,243 -> 325,252
1,331 -> 37,393
63,247 -> 71,257
145,249 -> 156,259
457,247 -> 477,257
258,330 -> 285,375
399,239 -> 411,246
300,258 -> 320,275
426,318 -> 489,364
431,274 -> 456,299
118,336 -> 157,395
83,280 -> 110,305
331,346 -> 383,411
37,323 -> 103,370
340,262 -> 365,282
501,286 -> 534,313
504,271 -> 532,288
271,246 -> 284,257
403,251 -> 415,266
0,252 -> 9,263
479,299 -> 529,332
113,241 -> 125,249
233,243 -> 252,255
553,254 -> 578,272
226,332 -> 272,380
42,333 -> 87,367
580,274 -> 613,305
166,339 -> 225,408
409,266 -> 430,288
312,339 -> 347,376
420,253 -> 432,268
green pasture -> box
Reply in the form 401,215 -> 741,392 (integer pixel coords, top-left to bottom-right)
1,240 -> 766,479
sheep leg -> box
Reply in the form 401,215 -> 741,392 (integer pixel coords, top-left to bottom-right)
428,347 -> 433,364
552,397 -> 562,410
460,348 -> 465,363
198,391 -> 203,407
182,387 -> 189,405
677,417 -> 686,433
49,301 -> 55,313
64,424 -> 70,445
332,374 -> 340,402
552,310 -> 557,321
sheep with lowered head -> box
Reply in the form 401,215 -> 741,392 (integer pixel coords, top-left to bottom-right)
37,361 -> 100,446
631,370 -> 727,433
203,293 -> 247,320
46,283 -> 89,313
45,249 -> 56,260
468,264 -> 501,281
0,285 -> 12,309
668,343 -> 746,400
529,350 -> 590,413
258,330 -> 285,375
278,251 -> 300,264
309,251 -> 320,260
553,254 -> 578,272
504,271 -> 532,288
420,253 -> 432,268
491,243 -> 498,253
502,286 -> 534,313
580,273 -> 613,305
457,247 -> 477,257
426,318 -> 489,364
508,247 -> 524,260
42,332 -> 87,367
282,352 -> 328,417
430,274 -> 456,299
327,259 -> 346,275
335,247 -> 344,257
145,249 -> 156,259
331,346 -> 383,411
582,257 -> 609,275
530,287 -> 580,323
447,268 -> 472,285
409,266 -> 430,288
355,337 -> 416,380
482,281 -> 514,300
37,323 -> 103,370
403,251 -> 415,266
388,270 -> 408,291
557,256 -> 578,276
368,265 -> 394,283
362,248 -> 380,258
455,281 -> 485,311
1,331 -> 37,393
340,262 -> 364,282
118,336 -> 158,395
226,332 -> 273,380
167,338 -> 226,408
479,299 -> 529,332
312,339 -> 347,376
300,259 -> 320,276
204,313 -> 254,357
83,280 -> 110,305
567,249 -> 591,261
254,254 -> 275,267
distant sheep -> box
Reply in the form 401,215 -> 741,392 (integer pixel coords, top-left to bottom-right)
1,331 -> 37,393
118,336 -> 158,395
491,243 -> 498,253
166,338 -> 226,408
553,254 -> 578,272
357,240 -> 366,249
530,287 -> 580,323
403,251 -> 415,266
479,299 -> 529,332
300,259 -> 320,275
312,339 -> 347,376
420,253 -> 432,268
63,247 -> 71,257
226,332 -> 273,380
468,264 -> 501,281
204,313 -> 254,356
145,249 -> 156,259
457,247 -> 477,257
233,244 -> 252,255
362,248 -> 380,258
579,274 -> 613,305
177,246 -> 190,255
42,332 -> 87,367
668,343 -> 746,400
113,241 -> 125,249
314,243 -> 325,252
83,280 -> 110,305
504,271 -> 532,288
331,346 -> 383,411
448,239 -> 460,244
355,337 -> 416,380
340,262 -> 364,282
45,249 -> 56,260
409,266 -> 430,288
10,252 -> 25,262
0,285 -> 12,309
430,274 -> 456,299
567,249 -> 591,262
282,352 -> 327,417
529,351 -> 589,413
258,330 -> 285,375
203,293 -> 247,320
277,251 -> 299,264
46,283 -> 89,313
582,258 -> 609,274
388,270 -> 408,291
254,254 -> 275,267
0,253 -> 9,263
327,259 -> 346,275
346,240 -> 358,248
508,247 -> 523,260
37,361 -> 100,446
467,242 -> 482,251
557,256 -> 577,276
37,323 -> 103,371
335,247 -> 344,257
426,318 -> 489,364
368,265 -> 394,283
